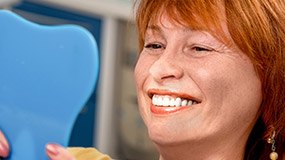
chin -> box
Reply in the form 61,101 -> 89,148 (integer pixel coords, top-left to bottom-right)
147,122 -> 191,146
147,120 -> 221,147
148,130 -> 178,146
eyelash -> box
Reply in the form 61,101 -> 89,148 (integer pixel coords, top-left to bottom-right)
191,46 -> 213,52
143,43 -> 214,55
144,43 -> 165,49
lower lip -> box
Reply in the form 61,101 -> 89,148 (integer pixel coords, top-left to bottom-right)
150,104 -> 189,115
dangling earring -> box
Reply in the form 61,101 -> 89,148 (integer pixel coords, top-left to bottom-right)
267,130 -> 278,160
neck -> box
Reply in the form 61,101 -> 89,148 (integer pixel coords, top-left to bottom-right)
156,133 -> 248,160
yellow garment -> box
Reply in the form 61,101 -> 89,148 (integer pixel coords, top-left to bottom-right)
67,147 -> 112,160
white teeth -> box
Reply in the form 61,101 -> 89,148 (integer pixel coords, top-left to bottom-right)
170,98 -> 175,106
158,96 -> 163,105
181,99 -> 188,106
152,95 -> 157,105
175,97 -> 181,107
152,94 -> 198,107
187,100 -> 193,106
163,97 -> 170,106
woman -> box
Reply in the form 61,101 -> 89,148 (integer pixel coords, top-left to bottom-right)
1,0 -> 285,159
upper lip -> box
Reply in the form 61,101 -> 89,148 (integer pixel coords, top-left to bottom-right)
147,88 -> 202,103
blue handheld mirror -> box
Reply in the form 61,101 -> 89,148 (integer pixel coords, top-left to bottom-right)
0,10 -> 99,160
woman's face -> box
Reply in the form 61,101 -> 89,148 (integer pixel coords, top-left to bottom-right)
134,15 -> 262,145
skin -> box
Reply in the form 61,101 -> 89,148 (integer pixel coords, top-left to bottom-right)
0,11 -> 265,160
134,14 -> 262,160
0,129 -> 74,160
0,131 -> 9,158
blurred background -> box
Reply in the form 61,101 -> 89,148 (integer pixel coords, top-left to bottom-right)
0,0 -> 158,159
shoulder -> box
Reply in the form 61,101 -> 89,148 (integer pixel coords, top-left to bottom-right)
67,147 -> 112,160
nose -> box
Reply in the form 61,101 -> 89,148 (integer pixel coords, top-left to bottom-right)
149,53 -> 184,83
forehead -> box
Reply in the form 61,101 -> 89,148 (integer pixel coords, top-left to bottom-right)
147,1 -> 225,30
147,12 -> 230,43
151,7 -> 229,40
145,15 -> 198,40
136,0 -> 231,50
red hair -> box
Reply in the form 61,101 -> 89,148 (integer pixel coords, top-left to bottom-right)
135,0 -> 285,159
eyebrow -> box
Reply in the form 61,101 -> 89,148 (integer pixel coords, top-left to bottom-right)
146,25 -> 162,33
147,24 -> 194,34
144,25 -> 164,41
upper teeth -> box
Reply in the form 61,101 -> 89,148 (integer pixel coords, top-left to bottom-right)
152,95 -> 197,107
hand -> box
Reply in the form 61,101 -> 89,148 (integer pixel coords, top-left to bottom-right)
0,130 -> 10,158
0,130 -> 75,160
46,143 -> 76,160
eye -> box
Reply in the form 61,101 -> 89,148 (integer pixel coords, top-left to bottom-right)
184,44 -> 215,57
144,43 -> 165,50
192,46 -> 213,52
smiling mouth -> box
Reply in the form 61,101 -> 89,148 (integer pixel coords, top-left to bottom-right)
152,94 -> 199,107
147,89 -> 201,115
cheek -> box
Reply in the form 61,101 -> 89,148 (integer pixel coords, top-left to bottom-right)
187,61 -> 261,139
196,55 -> 261,100
204,59 -> 261,120
134,55 -> 151,107
134,54 -> 154,89
191,55 -> 262,111
134,57 -> 146,89
134,57 -> 150,124
190,62 -> 230,104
